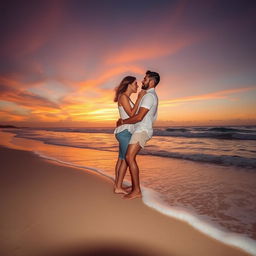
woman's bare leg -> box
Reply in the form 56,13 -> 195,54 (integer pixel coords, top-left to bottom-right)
114,159 -> 129,194
114,157 -> 122,184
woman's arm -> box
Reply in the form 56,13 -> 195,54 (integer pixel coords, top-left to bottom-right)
119,91 -> 146,117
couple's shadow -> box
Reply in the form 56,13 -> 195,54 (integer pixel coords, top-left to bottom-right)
49,244 -> 157,256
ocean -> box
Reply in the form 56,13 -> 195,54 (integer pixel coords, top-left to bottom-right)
1,125 -> 256,255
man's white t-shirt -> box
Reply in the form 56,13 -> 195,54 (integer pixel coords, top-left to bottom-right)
134,88 -> 158,138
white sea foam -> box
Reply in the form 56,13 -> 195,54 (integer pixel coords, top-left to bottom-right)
34,150 -> 256,256
142,188 -> 256,256
33,151 -> 116,181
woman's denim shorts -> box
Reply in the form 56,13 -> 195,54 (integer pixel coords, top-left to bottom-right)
115,129 -> 132,160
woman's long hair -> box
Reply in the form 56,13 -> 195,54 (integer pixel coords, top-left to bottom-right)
114,76 -> 136,102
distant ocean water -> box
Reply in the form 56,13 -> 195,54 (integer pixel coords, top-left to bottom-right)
5,125 -> 256,168
1,125 -> 256,255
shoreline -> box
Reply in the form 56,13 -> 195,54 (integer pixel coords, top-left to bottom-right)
0,145 -> 252,256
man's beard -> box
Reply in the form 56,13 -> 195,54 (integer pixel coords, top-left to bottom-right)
141,83 -> 149,90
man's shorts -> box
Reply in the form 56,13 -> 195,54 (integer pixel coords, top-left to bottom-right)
128,131 -> 150,148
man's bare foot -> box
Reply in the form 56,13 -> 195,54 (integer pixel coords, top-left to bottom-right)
123,191 -> 142,200
114,187 -> 128,194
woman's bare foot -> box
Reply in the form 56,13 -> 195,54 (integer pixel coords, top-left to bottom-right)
114,187 -> 128,194
123,190 -> 142,199
124,185 -> 132,192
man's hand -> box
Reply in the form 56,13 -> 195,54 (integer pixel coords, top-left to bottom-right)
116,118 -> 123,127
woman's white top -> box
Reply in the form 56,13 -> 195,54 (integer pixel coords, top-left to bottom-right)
114,99 -> 135,134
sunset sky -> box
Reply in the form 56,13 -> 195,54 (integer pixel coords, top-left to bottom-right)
1,0 -> 256,127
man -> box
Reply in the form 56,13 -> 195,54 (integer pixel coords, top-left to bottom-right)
116,70 -> 160,199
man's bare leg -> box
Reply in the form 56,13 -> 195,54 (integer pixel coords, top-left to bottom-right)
124,143 -> 142,199
114,159 -> 128,194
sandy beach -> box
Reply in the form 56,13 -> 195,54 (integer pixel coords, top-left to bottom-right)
0,145 -> 251,256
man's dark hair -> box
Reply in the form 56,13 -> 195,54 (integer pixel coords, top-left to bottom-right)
146,70 -> 160,87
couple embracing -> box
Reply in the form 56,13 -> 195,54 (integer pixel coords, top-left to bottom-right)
113,70 -> 160,199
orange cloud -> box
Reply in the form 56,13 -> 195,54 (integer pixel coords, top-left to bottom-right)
104,1 -> 201,65
105,36 -> 200,65
0,84 -> 60,110
76,65 -> 144,91
59,65 -> 145,110
0,110 -> 26,122
160,86 -> 256,107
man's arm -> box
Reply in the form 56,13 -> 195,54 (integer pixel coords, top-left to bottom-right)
117,107 -> 149,126
116,93 -> 154,127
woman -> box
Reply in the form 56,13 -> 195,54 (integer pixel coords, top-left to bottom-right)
113,76 -> 146,194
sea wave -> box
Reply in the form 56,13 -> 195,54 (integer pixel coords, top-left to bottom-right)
4,125 -> 256,140
206,127 -> 256,133
142,149 -> 256,169
3,128 -> 256,169
156,127 -> 256,140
